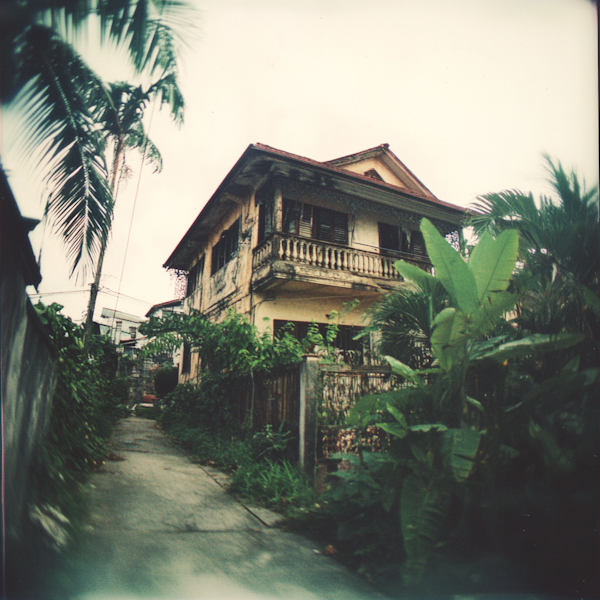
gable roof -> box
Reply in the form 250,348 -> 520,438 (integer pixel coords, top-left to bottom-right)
145,298 -> 184,317
164,143 -> 465,271
325,144 -> 437,198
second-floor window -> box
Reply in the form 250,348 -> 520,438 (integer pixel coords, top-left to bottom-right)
186,254 -> 204,296
378,222 -> 407,255
378,222 -> 427,258
283,199 -> 348,245
211,219 -> 239,274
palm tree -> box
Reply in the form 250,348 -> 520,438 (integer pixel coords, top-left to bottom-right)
82,76 -> 184,345
363,285 -> 449,369
1,0 -> 191,279
468,156 -> 599,342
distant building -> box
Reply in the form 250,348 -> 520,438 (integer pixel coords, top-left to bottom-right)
145,298 -> 184,320
145,299 -> 184,366
99,308 -> 144,356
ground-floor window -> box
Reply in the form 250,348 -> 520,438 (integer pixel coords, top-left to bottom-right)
274,320 -> 369,366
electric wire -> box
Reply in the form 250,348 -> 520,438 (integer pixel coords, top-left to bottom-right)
109,100 -> 157,333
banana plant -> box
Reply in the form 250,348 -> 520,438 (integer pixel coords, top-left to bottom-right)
346,218 -> 585,586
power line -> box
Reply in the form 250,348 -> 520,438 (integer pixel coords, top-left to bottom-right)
29,289 -> 88,297
100,288 -> 153,306
110,100 -> 157,332
29,287 -> 153,306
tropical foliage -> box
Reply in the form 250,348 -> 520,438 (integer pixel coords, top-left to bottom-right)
320,194 -> 598,594
468,155 -> 600,343
34,302 -> 128,485
83,75 -> 184,343
1,0 -> 191,278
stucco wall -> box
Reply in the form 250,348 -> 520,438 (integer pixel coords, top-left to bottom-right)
1,271 -> 56,543
252,293 -> 378,335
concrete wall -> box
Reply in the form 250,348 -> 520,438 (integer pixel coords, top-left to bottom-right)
1,263 -> 57,545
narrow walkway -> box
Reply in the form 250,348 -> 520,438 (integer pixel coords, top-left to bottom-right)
67,418 -> 386,600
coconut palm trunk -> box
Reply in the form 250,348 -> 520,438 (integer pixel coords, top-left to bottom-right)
83,137 -> 124,348
81,77 -> 183,349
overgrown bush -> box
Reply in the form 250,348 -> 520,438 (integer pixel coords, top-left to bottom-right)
8,303 -> 127,596
35,302 -> 126,485
153,365 -> 179,398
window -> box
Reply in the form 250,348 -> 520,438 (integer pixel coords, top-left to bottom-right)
211,219 -> 239,274
274,320 -> 368,366
181,342 -> 191,374
378,222 -> 409,255
410,230 -> 426,256
364,169 -> 384,181
257,202 -> 266,243
186,254 -> 204,296
283,200 -> 348,245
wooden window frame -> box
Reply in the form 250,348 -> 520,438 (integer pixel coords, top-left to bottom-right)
283,200 -> 348,245
211,219 -> 240,275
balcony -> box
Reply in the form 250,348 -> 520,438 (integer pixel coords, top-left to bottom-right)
252,233 -> 431,293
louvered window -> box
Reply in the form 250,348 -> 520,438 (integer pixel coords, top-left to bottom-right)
186,254 -> 204,297
283,199 -> 348,245
211,219 -> 239,274
410,230 -> 426,256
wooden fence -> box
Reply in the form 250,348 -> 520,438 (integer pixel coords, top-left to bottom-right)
232,359 -> 403,471
319,365 -> 403,458
236,363 -> 301,430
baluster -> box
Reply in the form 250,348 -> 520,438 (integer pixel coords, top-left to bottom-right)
342,250 -> 348,271
278,238 -> 285,260
291,239 -> 298,261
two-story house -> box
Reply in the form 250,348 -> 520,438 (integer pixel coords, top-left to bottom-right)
164,143 -> 465,380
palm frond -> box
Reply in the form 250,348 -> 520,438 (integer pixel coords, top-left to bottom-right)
146,70 -> 184,125
96,0 -> 194,75
16,25 -> 113,279
124,121 -> 163,173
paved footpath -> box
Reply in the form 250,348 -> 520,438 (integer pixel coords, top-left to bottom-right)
67,418 -> 387,600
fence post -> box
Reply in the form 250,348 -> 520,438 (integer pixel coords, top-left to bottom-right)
299,354 -> 319,478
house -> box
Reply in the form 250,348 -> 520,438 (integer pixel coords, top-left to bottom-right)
99,307 -> 144,356
145,298 -> 184,366
164,143 -> 465,381
145,298 -> 184,320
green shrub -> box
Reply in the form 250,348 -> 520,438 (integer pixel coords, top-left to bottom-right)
229,460 -> 315,508
251,423 -> 296,463
153,365 -> 179,398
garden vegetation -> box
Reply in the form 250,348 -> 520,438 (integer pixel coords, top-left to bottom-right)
141,158 -> 598,596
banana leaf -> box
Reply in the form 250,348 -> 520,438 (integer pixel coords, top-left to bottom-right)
400,471 -> 451,586
440,428 -> 482,483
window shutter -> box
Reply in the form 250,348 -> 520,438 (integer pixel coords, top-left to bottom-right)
411,230 -> 426,256
299,203 -> 313,237
333,212 -> 348,244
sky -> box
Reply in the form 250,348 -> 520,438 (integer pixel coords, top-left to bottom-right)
2,0 -> 598,324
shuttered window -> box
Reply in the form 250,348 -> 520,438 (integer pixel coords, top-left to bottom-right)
186,254 -> 204,297
283,199 -> 348,245
211,219 -> 239,274
410,230 -> 426,256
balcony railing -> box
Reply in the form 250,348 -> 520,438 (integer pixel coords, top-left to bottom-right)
253,233 -> 430,282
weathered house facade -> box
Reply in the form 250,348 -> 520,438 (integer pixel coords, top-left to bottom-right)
164,144 -> 464,381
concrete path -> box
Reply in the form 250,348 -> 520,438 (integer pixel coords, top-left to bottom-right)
67,418 -> 386,600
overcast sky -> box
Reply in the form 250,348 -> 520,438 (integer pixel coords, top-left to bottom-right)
2,0 -> 598,324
